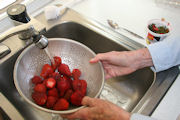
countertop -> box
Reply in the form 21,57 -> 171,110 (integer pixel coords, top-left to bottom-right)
71,0 -> 180,45
69,0 -> 180,120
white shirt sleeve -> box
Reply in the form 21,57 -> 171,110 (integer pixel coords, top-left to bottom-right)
147,36 -> 180,72
130,36 -> 180,120
131,113 -> 157,120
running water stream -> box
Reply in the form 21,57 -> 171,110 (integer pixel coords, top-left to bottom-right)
44,47 -> 63,120
44,47 -> 55,65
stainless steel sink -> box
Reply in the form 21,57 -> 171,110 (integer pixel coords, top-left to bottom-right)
0,8 -> 179,120
43,21 -> 154,112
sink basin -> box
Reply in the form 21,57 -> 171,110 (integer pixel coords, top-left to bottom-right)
0,8 -> 179,119
43,22 -> 154,111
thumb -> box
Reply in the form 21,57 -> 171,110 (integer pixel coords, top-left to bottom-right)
81,96 -> 95,107
89,57 -> 99,63
89,53 -> 109,63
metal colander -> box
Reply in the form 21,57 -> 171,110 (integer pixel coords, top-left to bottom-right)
13,38 -> 105,114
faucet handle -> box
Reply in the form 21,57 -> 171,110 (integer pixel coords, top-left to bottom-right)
7,4 -> 31,23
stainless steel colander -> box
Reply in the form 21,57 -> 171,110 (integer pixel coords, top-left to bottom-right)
13,38 -> 105,114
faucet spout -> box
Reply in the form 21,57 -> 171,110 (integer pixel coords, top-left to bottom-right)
32,31 -> 48,49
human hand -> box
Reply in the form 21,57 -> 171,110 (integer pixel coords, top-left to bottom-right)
89,51 -> 137,79
90,49 -> 153,79
61,96 -> 130,120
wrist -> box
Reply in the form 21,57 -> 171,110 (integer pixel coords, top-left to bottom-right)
123,112 -> 131,120
117,110 -> 131,120
131,48 -> 153,70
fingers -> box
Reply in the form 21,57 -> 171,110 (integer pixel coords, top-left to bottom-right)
90,57 -> 114,79
61,107 -> 90,120
89,53 -> 110,63
81,96 -> 95,107
105,74 -> 112,79
61,97 -> 98,120
89,57 -> 99,63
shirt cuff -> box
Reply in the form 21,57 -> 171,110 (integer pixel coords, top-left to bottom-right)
147,36 -> 180,72
130,113 -> 157,120
147,39 -> 172,72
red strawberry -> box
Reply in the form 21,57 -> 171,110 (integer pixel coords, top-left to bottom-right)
81,80 -> 87,87
57,76 -> 71,97
72,80 -> 82,91
40,64 -> 54,79
32,92 -> 47,106
81,80 -> 87,96
54,56 -> 62,67
48,88 -> 59,98
60,75 -> 69,81
46,96 -> 58,108
34,83 -> 46,93
72,79 -> 87,96
70,91 -> 84,106
51,56 -> 62,70
68,77 -> 73,88
60,75 -> 72,86
31,76 -> 42,84
57,77 -> 71,97
72,69 -> 81,80
51,63 -> 56,71
43,79 -> 48,85
64,89 -> 73,101
46,78 -> 56,89
53,98 -> 69,110
58,64 -> 71,76
49,72 -> 61,81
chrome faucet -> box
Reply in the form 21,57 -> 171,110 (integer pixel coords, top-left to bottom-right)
0,4 -> 48,49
